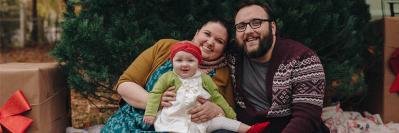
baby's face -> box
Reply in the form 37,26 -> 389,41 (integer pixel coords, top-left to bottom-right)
172,51 -> 199,78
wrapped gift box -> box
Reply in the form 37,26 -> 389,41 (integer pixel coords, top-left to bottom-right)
364,17 -> 399,123
382,17 -> 399,123
0,63 -> 70,133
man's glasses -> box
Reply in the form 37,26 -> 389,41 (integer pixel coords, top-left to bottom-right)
235,18 -> 272,32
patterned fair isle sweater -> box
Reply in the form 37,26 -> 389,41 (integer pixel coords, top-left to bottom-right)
228,37 -> 326,133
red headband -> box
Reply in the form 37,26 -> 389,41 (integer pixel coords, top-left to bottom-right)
170,41 -> 202,64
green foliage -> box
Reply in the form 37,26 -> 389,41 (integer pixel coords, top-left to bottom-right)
51,0 -> 378,105
269,0 -> 373,106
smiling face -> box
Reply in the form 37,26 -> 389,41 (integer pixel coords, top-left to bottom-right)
172,51 -> 199,78
192,21 -> 228,61
235,5 -> 276,58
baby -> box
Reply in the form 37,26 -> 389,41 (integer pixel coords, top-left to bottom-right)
143,41 -> 269,133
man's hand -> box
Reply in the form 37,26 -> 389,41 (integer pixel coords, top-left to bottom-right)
161,86 -> 176,107
189,97 -> 224,123
143,116 -> 156,125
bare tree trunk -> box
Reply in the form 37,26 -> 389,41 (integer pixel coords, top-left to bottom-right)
0,24 -> 4,52
31,0 -> 38,45
19,0 -> 25,47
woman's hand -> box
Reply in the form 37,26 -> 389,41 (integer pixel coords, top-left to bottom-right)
143,116 -> 155,125
160,86 -> 176,107
189,97 -> 224,123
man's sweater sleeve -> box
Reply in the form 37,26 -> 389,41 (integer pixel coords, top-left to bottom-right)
282,52 -> 325,133
282,103 -> 322,133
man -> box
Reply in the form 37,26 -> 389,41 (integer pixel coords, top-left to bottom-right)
228,1 -> 327,133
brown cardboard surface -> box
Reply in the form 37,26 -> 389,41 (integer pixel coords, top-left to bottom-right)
0,63 -> 70,133
385,17 -> 399,48
383,17 -> 399,123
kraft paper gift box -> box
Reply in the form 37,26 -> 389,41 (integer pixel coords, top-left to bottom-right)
363,17 -> 399,123
0,62 -> 70,133
382,17 -> 399,123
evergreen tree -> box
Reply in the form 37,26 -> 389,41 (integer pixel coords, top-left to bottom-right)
269,0 -> 373,107
52,0 -> 377,106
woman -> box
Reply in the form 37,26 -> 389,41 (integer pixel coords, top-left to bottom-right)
101,18 -> 234,132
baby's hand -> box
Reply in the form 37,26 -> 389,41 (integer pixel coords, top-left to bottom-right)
143,116 -> 155,125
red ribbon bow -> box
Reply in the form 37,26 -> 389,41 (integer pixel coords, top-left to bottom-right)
390,48 -> 399,93
0,90 -> 32,133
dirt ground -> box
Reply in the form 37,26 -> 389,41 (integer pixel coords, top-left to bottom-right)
0,45 -> 56,63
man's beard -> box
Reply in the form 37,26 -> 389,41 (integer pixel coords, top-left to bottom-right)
242,26 -> 274,58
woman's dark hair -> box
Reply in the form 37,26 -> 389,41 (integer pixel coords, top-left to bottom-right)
197,17 -> 232,42
234,0 -> 274,21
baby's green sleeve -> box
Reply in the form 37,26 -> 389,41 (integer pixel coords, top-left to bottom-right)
202,74 -> 237,119
144,72 -> 172,116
